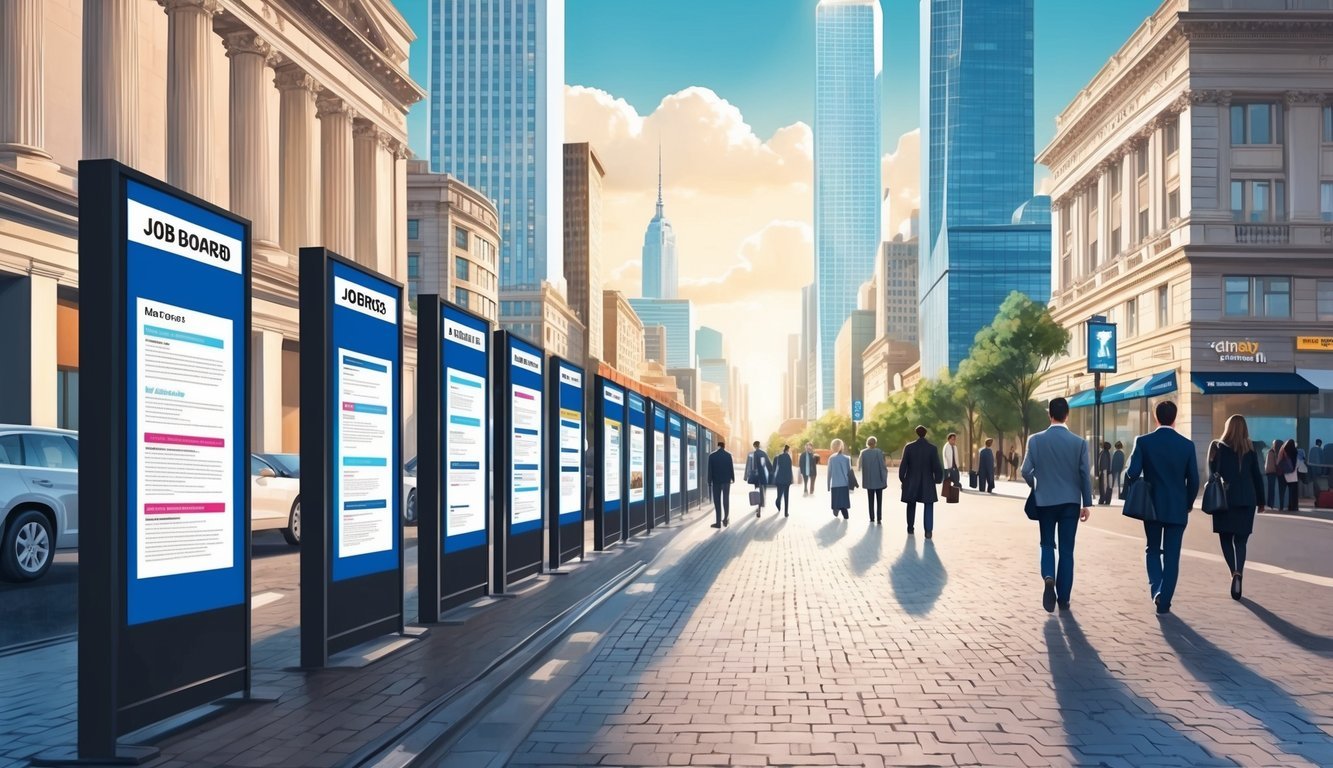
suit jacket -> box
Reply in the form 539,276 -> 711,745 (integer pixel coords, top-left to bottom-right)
898,438 -> 943,503
745,449 -> 771,485
1208,442 -> 1265,508
1022,425 -> 1092,508
799,449 -> 819,476
1097,449 -> 1112,474
858,448 -> 888,490
941,442 -> 960,473
978,447 -> 995,477
771,453 -> 794,486
827,452 -> 852,489
1125,427 -> 1200,526
708,449 -> 734,487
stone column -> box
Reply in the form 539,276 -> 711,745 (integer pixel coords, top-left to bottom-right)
1096,163 -> 1112,259
0,0 -> 48,161
0,272 -> 58,427
352,121 -> 383,269
318,95 -> 356,256
224,31 -> 278,249
1217,92 -> 1233,218
1286,91 -> 1321,221
1174,99 -> 1194,223
162,0 -> 221,199
1146,121 -> 1164,234
1119,150 -> 1135,244
251,329 -> 284,452
83,0 -> 140,164
276,66 -> 321,254
392,141 -> 410,284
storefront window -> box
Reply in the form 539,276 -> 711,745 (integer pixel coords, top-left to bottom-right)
1213,394 -> 1298,449
56,369 -> 79,431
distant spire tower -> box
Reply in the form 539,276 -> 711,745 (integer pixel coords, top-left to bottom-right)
641,142 -> 678,299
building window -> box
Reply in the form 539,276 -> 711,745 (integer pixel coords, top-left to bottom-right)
1125,298 -> 1138,338
1230,103 -> 1283,145
1325,105 -> 1333,142
1164,118 -> 1179,156
1232,179 -> 1286,222
1225,276 -> 1291,317
1109,168 -> 1122,199
1136,142 -> 1149,177
1138,207 -> 1149,239
455,256 -> 469,281
455,287 -> 469,308
1322,182 -> 1333,222
1088,241 -> 1099,272
1157,285 -> 1169,328
1167,189 -> 1180,221
407,219 -> 419,240
1318,279 -> 1333,321
56,369 -> 79,431
1110,227 -> 1121,259
454,227 -> 469,250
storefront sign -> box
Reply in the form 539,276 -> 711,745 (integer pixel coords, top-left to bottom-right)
1296,336 -> 1333,352
1208,339 -> 1266,364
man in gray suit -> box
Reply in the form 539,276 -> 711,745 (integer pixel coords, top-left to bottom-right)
858,437 -> 888,524
1021,397 -> 1093,613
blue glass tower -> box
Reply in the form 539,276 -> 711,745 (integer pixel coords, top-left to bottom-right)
814,0 -> 882,414
429,0 -> 565,292
641,152 -> 678,299
919,0 -> 1050,376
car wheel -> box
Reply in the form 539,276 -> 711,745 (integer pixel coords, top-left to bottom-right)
282,499 -> 301,546
1,510 -> 54,582
404,489 -> 418,526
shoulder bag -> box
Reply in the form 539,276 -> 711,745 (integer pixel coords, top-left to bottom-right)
1200,442 -> 1229,515
847,465 -> 859,492
1122,449 -> 1159,522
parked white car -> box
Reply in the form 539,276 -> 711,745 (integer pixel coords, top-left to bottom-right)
0,425 -> 79,582
251,453 -> 301,545
403,457 -> 418,526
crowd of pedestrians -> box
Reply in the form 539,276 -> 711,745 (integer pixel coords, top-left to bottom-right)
705,396 -> 1279,614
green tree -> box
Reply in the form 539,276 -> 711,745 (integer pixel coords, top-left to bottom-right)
968,292 -> 1071,447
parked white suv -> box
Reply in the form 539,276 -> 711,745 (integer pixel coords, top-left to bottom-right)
0,425 -> 79,582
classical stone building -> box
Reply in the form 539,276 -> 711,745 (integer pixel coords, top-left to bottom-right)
0,0 -> 422,454
602,289 -> 644,378
500,281 -> 586,365
1036,0 -> 1333,466
406,159 -> 500,321
563,143 -> 605,362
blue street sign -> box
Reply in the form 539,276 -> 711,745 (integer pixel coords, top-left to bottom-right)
1087,320 -> 1118,374
852,400 -> 864,422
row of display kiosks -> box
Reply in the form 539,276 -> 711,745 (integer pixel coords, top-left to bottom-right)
57,161 -> 715,764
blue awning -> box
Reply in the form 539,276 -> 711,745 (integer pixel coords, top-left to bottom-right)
1190,372 -> 1317,395
1068,370 -> 1177,409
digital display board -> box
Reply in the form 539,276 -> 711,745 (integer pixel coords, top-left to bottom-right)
668,412 -> 684,512
329,262 -> 400,582
628,392 -> 646,505
508,338 -> 544,534
652,406 -> 667,501
556,362 -> 584,524
442,305 -> 488,551
1087,320 -> 1118,374
596,380 -> 625,549
686,422 -> 700,493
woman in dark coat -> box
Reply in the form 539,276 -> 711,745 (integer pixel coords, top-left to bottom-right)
1281,439 -> 1300,512
1111,441 -> 1126,497
1208,415 -> 1266,600
771,445 -> 794,518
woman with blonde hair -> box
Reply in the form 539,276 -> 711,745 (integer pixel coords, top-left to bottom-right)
1207,415 -> 1266,600
827,438 -> 853,520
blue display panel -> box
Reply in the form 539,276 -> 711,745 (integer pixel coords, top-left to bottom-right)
124,179 -> 247,626
652,406 -> 668,501
668,413 -> 684,510
1087,320 -> 1118,373
441,305 -> 490,552
507,336 -> 545,535
329,261 -> 401,582
601,382 -> 625,519
556,362 -> 585,526
686,421 -> 700,496
627,393 -> 647,507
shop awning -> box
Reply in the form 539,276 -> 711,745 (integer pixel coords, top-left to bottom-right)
1068,370 -> 1177,408
1190,372 -> 1318,395
1297,369 -> 1333,392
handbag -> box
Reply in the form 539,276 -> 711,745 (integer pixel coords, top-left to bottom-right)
847,468 -> 859,491
942,476 -> 959,504
1201,442 -> 1229,515
748,490 -> 762,506
1122,451 -> 1158,522
1024,490 -> 1040,520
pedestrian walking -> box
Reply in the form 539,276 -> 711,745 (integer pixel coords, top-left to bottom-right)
1111,441 -> 1126,498
977,438 -> 996,494
1206,415 -> 1265,601
1009,450 -> 1021,481
1097,442 -> 1113,505
1265,439 -> 1285,512
1309,438 -> 1325,479
707,440 -> 734,529
1281,439 -> 1300,512
1021,397 -> 1092,613
942,433 -> 961,489
899,426 -> 944,538
827,439 -> 853,520
1124,401 -> 1199,615
745,440 -> 771,517
772,444 -> 794,518
799,442 -> 819,496
859,436 -> 888,524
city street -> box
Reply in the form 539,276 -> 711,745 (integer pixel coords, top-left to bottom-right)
442,483 -> 1333,767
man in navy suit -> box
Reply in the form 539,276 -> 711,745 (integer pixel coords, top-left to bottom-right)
708,441 -> 735,529
1021,398 -> 1092,612
1125,401 -> 1199,614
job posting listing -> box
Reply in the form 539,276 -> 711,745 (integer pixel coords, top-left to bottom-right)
337,348 -> 394,559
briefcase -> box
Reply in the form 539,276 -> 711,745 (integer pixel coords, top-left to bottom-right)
748,490 -> 762,506
968,470 -> 978,489
942,478 -> 959,504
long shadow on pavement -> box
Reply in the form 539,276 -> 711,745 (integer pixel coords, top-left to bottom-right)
815,516 -> 848,548
1158,614 -> 1333,766
889,538 -> 946,616
1239,598 -> 1333,657
1044,615 -> 1232,766
848,522 -> 882,576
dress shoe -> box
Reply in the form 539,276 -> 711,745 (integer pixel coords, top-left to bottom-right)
723,517 -> 729,527
756,510 -> 761,519
1042,577 -> 1056,613
784,511 -> 789,518
710,523 -> 721,529
841,510 -> 849,519
1058,601 -> 1070,611
907,528 -> 914,535
925,531 -> 933,540
1231,572 -> 1242,601
877,517 -> 882,525
1153,594 -> 1169,614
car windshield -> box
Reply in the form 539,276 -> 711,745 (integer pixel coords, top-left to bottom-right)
265,454 -> 300,477
405,457 -> 417,476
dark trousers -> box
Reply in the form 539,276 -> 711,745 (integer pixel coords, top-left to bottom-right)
775,484 -> 790,515
1219,532 -> 1249,574
979,471 -> 995,493
1037,504 -> 1081,602
712,482 -> 730,524
1144,521 -> 1186,608
752,483 -> 767,508
906,501 -> 933,533
866,488 -> 883,521
804,473 -> 816,494
1286,480 -> 1299,511
1267,474 -> 1284,510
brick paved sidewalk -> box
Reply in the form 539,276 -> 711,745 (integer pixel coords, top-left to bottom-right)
512,487 -> 1333,767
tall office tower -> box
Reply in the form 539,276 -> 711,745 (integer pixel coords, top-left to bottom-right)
564,143 -> 605,360
695,326 -> 724,363
801,283 -> 818,418
430,0 -> 565,295
919,0 -> 1050,376
641,152 -> 678,298
814,0 -> 883,413
628,298 -> 695,369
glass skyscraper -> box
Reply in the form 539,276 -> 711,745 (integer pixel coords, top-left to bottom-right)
628,298 -> 696,369
641,155 -> 678,299
695,326 -> 724,363
919,0 -> 1050,376
429,0 -> 565,292
814,0 -> 882,414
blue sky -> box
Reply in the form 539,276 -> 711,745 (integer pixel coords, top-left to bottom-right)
394,0 -> 1164,161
